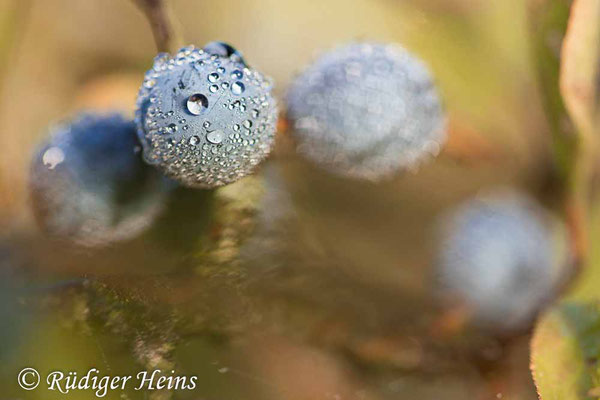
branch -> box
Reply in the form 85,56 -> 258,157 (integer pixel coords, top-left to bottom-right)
528,0 -> 599,294
132,0 -> 182,54
555,0 -> 600,290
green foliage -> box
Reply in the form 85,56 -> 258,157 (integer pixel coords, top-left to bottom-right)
532,302 -> 600,400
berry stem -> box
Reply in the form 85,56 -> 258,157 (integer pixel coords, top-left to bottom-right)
132,0 -> 183,54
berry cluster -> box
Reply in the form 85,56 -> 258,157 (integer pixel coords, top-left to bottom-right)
26,28 -> 570,338
30,40 -> 446,246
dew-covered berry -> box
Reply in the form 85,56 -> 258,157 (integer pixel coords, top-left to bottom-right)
286,42 -> 446,181
435,190 -> 565,332
29,112 -> 171,247
135,42 -> 278,188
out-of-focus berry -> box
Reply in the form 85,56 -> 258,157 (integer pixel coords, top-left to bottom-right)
135,43 -> 278,188
436,190 -> 565,333
286,42 -> 446,181
29,112 -> 170,247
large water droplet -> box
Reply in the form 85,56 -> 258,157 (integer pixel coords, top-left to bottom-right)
187,94 -> 209,115
206,130 -> 224,144
208,72 -> 220,82
231,82 -> 245,95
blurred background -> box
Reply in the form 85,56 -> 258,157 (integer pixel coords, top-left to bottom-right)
0,0 -> 588,399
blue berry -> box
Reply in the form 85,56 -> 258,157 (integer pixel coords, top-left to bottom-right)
436,190 -> 564,332
135,43 -> 278,188
286,42 -> 446,181
29,112 -> 170,247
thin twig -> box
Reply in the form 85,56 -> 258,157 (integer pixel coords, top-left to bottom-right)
559,133 -> 595,292
132,0 -> 182,54
554,0 -> 600,292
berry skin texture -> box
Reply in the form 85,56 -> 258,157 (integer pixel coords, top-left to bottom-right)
29,112 -> 170,247
286,42 -> 446,181
135,42 -> 278,188
436,191 -> 565,333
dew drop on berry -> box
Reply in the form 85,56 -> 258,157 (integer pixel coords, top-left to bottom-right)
206,130 -> 224,144
231,69 -> 244,80
231,81 -> 245,95
187,93 -> 209,115
167,123 -> 178,133
189,135 -> 200,146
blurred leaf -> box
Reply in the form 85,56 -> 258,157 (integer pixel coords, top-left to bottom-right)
528,0 -> 577,173
560,0 -> 600,137
531,302 -> 600,400
528,0 -> 572,131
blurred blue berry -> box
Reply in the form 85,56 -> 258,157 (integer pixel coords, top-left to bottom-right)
436,190 -> 565,332
286,42 -> 446,181
29,112 -> 170,247
135,43 -> 278,188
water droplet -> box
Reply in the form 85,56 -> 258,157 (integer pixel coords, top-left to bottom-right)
187,94 -> 209,115
203,121 -> 211,129
221,82 -> 230,89
243,120 -> 253,128
251,109 -> 260,118
166,123 -> 178,133
42,147 -> 65,170
233,124 -> 240,131
209,84 -> 219,93
231,69 -> 243,80
204,42 -> 246,65
206,130 -> 224,144
189,136 -> 200,146
231,81 -> 245,95
208,72 -> 220,82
